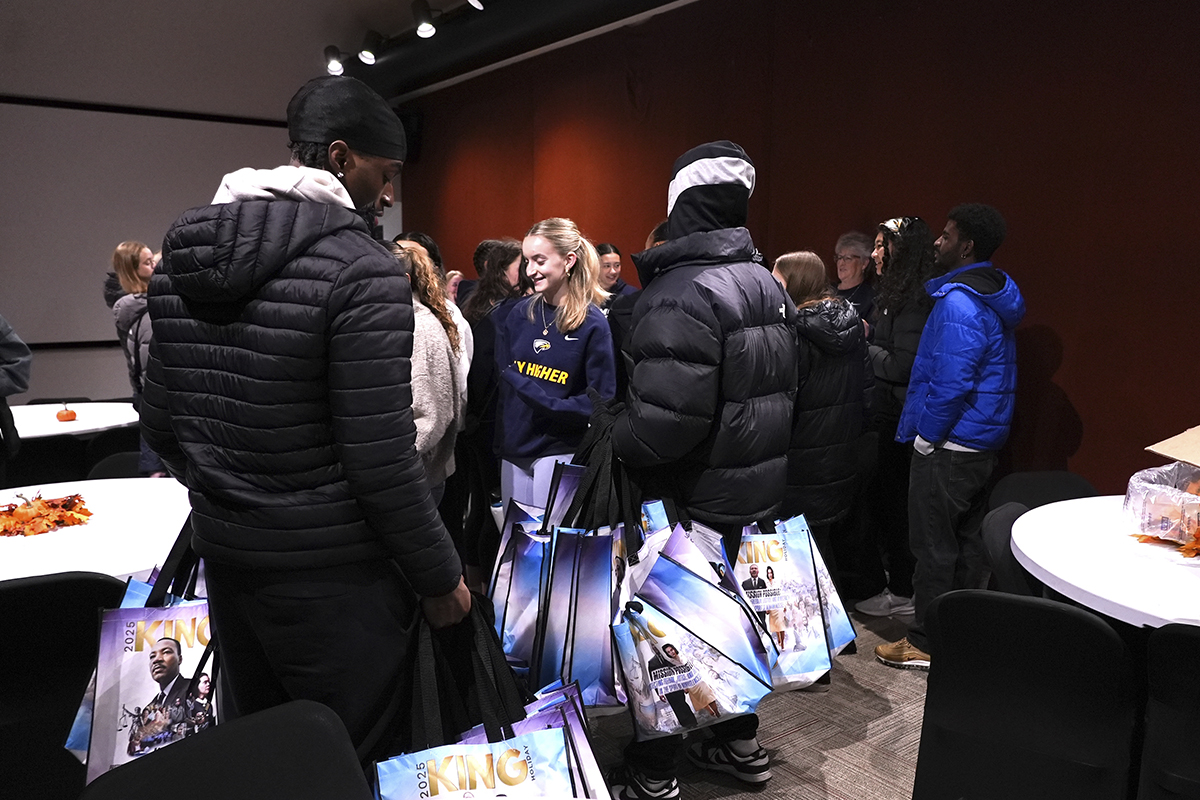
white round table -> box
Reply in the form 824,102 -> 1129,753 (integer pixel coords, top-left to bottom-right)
11,402 -> 140,439
0,477 -> 191,582
1011,495 -> 1200,627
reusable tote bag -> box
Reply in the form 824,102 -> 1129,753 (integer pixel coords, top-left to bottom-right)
778,515 -> 857,655
613,555 -> 773,739
65,577 -> 206,762
488,498 -> 543,618
459,683 -> 607,798
540,529 -> 622,707
377,603 -> 578,800
733,526 -> 833,688
378,726 -> 576,799
489,500 -> 547,671
85,602 -> 217,781
85,517 -> 218,782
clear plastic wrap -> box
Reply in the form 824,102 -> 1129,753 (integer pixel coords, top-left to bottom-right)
1123,461 -> 1200,547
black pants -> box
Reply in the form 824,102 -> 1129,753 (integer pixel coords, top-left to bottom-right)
823,432 -> 880,600
906,447 -> 996,653
623,518 -> 759,781
863,420 -> 918,598
204,558 -> 417,759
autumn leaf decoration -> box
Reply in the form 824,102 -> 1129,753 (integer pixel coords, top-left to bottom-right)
0,493 -> 93,537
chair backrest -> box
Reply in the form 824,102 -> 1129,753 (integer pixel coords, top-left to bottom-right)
0,572 -> 125,749
25,397 -> 92,405
988,469 -> 1098,511
80,700 -> 374,800
84,425 -> 141,470
913,589 -> 1136,800
981,501 -> 1043,596
87,451 -> 142,480
1139,623 -> 1200,799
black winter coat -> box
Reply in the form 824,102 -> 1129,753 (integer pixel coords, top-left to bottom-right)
141,199 -> 461,598
612,228 -> 797,525
783,298 -> 871,525
868,297 -> 931,425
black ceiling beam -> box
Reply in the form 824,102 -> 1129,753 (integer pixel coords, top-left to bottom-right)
343,0 -> 687,101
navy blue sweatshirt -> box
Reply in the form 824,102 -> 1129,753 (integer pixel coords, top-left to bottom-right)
495,298 -> 616,460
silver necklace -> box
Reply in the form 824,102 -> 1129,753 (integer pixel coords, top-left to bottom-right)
540,300 -> 550,335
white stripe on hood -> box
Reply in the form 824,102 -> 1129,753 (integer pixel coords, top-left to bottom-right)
666,156 -> 756,216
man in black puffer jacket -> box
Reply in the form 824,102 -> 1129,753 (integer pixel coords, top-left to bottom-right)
608,141 -> 796,800
141,76 -> 469,759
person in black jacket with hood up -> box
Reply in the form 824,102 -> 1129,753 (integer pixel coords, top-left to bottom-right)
141,76 -> 470,760
609,141 -> 796,799
771,251 -> 872,586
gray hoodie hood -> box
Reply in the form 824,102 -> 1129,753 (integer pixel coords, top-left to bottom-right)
160,167 -> 373,304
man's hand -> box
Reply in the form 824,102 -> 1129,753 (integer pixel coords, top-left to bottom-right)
422,576 -> 472,629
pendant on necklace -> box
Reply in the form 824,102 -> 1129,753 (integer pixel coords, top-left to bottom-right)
542,327 -> 549,335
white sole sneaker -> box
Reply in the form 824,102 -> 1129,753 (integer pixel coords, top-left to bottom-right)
855,589 -> 914,617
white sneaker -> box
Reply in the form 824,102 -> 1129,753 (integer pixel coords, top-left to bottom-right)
855,588 -> 915,617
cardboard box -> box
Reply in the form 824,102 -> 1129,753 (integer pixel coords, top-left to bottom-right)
1147,426 -> 1200,469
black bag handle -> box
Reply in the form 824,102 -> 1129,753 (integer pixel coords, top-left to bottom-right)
407,593 -> 530,752
614,453 -> 645,564
146,514 -> 198,608
467,601 -> 528,743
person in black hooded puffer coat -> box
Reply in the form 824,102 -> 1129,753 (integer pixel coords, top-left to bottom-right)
612,143 -> 796,543
608,141 -> 796,799
141,76 -> 470,760
772,251 -> 871,584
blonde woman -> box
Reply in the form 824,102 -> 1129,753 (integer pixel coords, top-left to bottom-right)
111,240 -> 165,475
386,242 -> 465,504
444,269 -> 464,304
494,217 -> 616,509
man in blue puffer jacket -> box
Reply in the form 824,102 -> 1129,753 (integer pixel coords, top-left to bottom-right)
876,203 -> 1025,671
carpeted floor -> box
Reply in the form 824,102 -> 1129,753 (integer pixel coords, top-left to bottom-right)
590,610 -> 927,799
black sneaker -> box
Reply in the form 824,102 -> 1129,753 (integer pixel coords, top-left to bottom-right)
685,738 -> 772,784
607,766 -> 680,800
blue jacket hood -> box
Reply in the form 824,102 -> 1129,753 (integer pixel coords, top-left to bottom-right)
926,262 -> 1025,331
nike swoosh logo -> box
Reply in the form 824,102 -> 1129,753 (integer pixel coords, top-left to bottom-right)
565,336 -> 580,341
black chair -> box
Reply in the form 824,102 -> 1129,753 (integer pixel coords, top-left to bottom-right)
80,700 -> 374,800
84,425 -> 142,470
1138,624 -> 1200,799
913,589 -> 1137,800
87,451 -> 142,479
0,572 -> 125,799
989,469 -> 1099,511
981,501 -> 1045,596
25,396 -> 92,405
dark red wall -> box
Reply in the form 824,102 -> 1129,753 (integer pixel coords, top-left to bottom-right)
398,0 -> 1200,493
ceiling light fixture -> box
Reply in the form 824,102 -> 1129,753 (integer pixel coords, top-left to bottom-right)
358,31 -> 383,65
467,0 -> 484,9
412,0 -> 436,38
324,45 -> 344,75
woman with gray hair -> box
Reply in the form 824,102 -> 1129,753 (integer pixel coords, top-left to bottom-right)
833,231 -> 875,326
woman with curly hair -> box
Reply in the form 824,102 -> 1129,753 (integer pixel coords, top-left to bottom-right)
854,217 -> 940,618
386,241 -> 465,505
